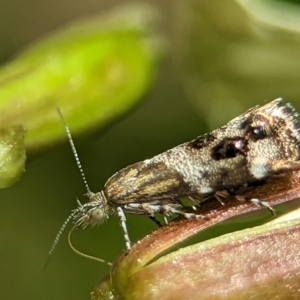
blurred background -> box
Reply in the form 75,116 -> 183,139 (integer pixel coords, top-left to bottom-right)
0,0 -> 300,299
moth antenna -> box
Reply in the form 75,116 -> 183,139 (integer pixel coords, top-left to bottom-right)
43,211 -> 76,270
68,226 -> 112,266
56,108 -> 91,195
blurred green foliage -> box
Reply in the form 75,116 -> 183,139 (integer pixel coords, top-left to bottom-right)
177,0 -> 300,128
0,125 -> 26,188
0,5 -> 163,150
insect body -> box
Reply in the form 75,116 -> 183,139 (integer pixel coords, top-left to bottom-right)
49,98 -> 300,258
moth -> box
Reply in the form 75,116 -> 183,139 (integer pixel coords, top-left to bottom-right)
48,98 -> 300,258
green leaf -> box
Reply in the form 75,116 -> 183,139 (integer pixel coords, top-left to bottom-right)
176,0 -> 300,129
0,5 -> 164,150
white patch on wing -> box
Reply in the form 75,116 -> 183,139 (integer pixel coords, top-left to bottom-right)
143,159 -> 152,165
249,157 -> 269,179
198,185 -> 214,194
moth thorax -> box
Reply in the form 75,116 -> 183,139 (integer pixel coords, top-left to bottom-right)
88,190 -> 107,203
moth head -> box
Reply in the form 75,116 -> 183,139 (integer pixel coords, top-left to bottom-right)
73,191 -> 110,228
45,191 -> 111,269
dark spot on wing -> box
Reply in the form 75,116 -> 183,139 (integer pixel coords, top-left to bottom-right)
189,133 -> 216,149
211,137 -> 247,160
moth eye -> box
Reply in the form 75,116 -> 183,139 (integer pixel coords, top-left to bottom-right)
90,208 -> 107,225
212,138 -> 246,160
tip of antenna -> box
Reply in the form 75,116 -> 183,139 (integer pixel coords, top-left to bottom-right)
43,211 -> 75,270
68,226 -> 112,266
42,254 -> 52,271
56,107 -> 64,119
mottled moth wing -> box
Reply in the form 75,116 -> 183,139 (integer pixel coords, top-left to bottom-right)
104,99 -> 300,205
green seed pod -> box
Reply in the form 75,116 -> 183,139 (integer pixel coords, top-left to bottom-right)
0,5 -> 164,150
0,125 -> 26,188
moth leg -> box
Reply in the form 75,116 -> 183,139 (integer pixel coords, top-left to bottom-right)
250,198 -> 275,216
166,207 -> 209,220
271,160 -> 300,173
124,203 -> 172,224
149,216 -> 162,227
124,203 -> 208,222
214,190 -> 229,206
116,207 -> 131,250
157,203 -> 208,220
187,196 -> 200,211
163,215 -> 169,224
235,195 -> 275,216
